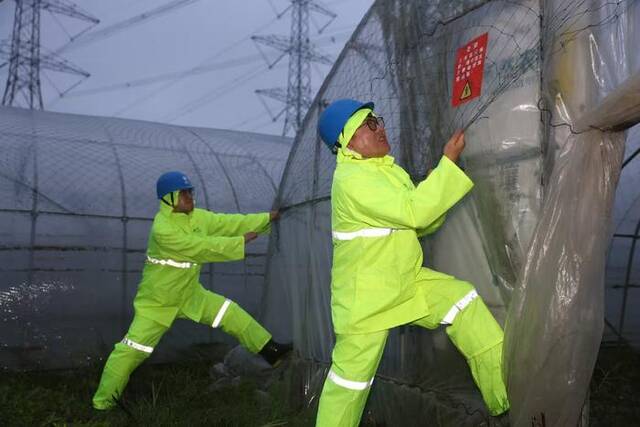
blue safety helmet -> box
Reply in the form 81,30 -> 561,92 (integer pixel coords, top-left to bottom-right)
318,98 -> 374,151
156,171 -> 194,200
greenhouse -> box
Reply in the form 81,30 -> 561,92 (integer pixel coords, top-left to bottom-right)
1,0 -> 639,426
0,105 -> 292,370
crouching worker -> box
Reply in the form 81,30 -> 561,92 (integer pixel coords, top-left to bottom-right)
92,171 -> 291,410
315,99 -> 510,426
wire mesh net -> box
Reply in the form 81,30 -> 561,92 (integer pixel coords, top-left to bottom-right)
260,0 -> 638,425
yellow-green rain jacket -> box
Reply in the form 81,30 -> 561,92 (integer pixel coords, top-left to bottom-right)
133,196 -> 270,326
330,152 -> 474,334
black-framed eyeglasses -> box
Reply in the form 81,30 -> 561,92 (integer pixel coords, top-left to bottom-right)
360,116 -> 385,132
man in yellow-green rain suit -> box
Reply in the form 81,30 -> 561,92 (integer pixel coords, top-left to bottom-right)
92,171 -> 291,410
315,99 -> 510,425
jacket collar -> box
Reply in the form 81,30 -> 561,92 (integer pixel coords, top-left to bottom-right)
158,192 -> 193,230
336,148 -> 395,167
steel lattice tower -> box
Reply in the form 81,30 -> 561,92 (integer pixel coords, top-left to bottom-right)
288,2 -> 310,137
253,0 -> 335,136
1,0 -> 98,109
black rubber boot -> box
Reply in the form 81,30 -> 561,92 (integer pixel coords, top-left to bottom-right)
258,339 -> 292,366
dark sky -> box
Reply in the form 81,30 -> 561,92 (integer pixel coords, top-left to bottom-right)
0,0 -> 373,135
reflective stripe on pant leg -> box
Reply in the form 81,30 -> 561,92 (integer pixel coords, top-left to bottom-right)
93,315 -> 167,410
440,289 -> 479,325
121,337 -> 154,353
445,297 -> 509,415
316,330 -> 388,427
410,269 -> 476,330
328,370 -> 374,391
409,272 -> 508,415
212,299 -> 231,328
186,287 -> 271,353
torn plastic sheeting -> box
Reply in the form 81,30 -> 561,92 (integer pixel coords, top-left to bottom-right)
504,126 -> 624,427
503,0 -> 635,424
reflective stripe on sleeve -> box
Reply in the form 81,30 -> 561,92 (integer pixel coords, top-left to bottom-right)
328,370 -> 374,391
146,256 -> 196,269
121,337 -> 154,354
212,299 -> 232,328
331,228 -> 394,241
440,289 -> 479,325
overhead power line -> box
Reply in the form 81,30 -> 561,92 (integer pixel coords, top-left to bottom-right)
55,0 -> 202,54
106,15 -> 282,118
160,63 -> 286,124
62,27 -> 353,99
64,54 -> 264,97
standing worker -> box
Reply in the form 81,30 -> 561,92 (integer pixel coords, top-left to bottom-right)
315,99 -> 510,425
92,171 -> 291,410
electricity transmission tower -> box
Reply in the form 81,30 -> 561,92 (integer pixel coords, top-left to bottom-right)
1,0 -> 99,109
252,0 -> 336,136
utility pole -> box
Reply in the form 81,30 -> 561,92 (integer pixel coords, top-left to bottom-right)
1,0 -> 98,109
252,0 -> 336,136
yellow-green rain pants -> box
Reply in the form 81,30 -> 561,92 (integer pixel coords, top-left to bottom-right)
92,285 -> 270,409
316,269 -> 509,426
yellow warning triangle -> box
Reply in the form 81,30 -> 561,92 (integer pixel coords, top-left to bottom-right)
460,81 -> 472,100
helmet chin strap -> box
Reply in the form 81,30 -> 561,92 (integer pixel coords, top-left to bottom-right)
160,192 -> 175,207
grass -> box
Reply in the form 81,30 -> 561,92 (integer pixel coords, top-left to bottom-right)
1,343 -> 638,426
0,344 -> 313,427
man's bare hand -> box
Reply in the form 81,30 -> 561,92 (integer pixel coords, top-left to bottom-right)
269,210 -> 280,221
443,130 -> 465,163
244,232 -> 258,243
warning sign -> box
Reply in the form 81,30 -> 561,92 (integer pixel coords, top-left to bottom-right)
452,33 -> 488,107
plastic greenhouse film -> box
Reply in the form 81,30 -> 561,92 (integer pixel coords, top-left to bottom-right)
503,117 -> 625,427
503,0 -> 637,424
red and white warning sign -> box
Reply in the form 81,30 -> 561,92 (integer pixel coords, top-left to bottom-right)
452,33 -> 488,107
